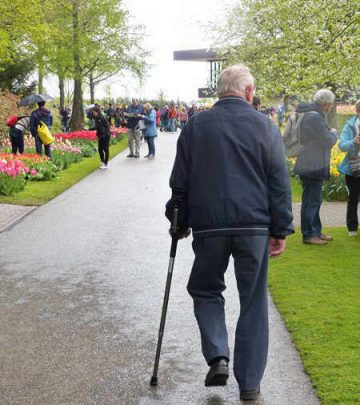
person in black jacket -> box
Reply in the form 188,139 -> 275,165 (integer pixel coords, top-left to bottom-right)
294,90 -> 338,245
90,107 -> 111,169
165,64 -> 294,402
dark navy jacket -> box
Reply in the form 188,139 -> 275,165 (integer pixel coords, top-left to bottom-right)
293,103 -> 337,180
30,107 -> 53,137
127,103 -> 144,129
166,96 -> 294,239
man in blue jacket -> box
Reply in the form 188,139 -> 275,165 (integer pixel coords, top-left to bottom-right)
126,98 -> 144,158
166,65 -> 294,401
30,101 -> 53,158
294,89 -> 338,245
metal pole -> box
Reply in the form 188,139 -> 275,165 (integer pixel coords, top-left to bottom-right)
150,208 -> 179,386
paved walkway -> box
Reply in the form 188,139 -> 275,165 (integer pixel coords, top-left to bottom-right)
0,134 -> 322,404
0,204 -> 36,233
0,194 -> 351,235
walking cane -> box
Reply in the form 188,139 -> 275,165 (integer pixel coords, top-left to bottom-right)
150,207 -> 179,387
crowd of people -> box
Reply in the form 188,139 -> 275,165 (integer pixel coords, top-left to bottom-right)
6,84 -> 360,239
85,100 -> 210,163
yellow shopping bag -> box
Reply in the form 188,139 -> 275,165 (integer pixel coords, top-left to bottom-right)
37,121 -> 54,145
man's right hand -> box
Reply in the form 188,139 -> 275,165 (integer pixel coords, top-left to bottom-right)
268,237 -> 286,258
169,226 -> 191,240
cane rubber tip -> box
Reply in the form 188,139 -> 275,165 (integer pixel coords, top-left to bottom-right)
150,376 -> 158,386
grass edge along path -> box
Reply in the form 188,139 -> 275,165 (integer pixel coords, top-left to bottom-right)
0,137 -> 128,206
269,227 -> 359,404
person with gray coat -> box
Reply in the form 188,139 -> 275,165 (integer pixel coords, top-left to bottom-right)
165,64 -> 294,402
294,89 -> 338,245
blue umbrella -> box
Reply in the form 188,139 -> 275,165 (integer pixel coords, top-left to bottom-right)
18,94 -> 54,107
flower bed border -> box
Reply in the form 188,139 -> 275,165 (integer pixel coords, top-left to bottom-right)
0,136 -> 128,206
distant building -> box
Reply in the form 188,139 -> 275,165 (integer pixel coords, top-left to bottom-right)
173,49 -> 224,98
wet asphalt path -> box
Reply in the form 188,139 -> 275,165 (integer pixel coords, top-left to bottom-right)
0,133 -> 319,404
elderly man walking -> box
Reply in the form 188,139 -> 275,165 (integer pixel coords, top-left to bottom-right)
294,89 -> 338,245
166,65 -> 294,401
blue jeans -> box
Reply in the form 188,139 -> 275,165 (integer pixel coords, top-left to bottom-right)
169,118 -> 177,132
300,176 -> 324,239
145,136 -> 155,156
35,135 -> 51,158
187,235 -> 269,391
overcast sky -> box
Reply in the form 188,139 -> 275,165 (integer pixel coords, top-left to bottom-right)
44,0 -> 236,103
118,0 -> 234,102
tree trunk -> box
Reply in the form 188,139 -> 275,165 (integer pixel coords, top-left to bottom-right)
38,64 -> 44,94
69,0 -> 84,131
89,73 -> 95,104
283,94 -> 290,112
59,74 -> 65,109
70,0 -> 84,131
70,78 -> 84,130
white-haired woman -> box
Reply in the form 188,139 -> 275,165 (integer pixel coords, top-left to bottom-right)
338,100 -> 360,236
294,89 -> 338,245
141,103 -> 157,159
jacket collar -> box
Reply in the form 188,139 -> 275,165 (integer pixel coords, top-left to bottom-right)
214,96 -> 251,108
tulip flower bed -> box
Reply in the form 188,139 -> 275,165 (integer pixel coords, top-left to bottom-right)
0,130 -> 128,204
322,143 -> 348,201
54,127 -> 127,142
0,153 -> 58,184
0,157 -> 38,196
287,143 -> 348,202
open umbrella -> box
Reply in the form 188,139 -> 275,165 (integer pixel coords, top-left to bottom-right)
18,94 -> 54,107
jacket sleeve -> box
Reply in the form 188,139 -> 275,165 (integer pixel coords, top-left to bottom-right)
144,111 -> 155,124
268,125 -> 295,238
311,115 -> 338,148
165,126 -> 191,225
49,112 -> 53,129
339,120 -> 356,153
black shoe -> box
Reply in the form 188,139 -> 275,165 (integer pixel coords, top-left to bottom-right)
134,154 -> 140,158
127,154 -> 135,158
205,358 -> 229,387
240,387 -> 260,401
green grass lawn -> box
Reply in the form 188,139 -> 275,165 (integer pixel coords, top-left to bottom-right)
269,228 -> 360,404
290,176 -> 302,202
0,138 -> 128,206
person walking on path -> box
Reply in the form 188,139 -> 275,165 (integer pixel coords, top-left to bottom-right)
141,103 -> 157,159
168,104 -> 178,132
105,103 -> 116,125
9,116 -> 30,154
338,99 -> 360,236
30,101 -> 53,158
90,107 -> 111,169
178,106 -> 188,129
293,90 -> 338,245
126,98 -> 144,158
165,64 -> 294,402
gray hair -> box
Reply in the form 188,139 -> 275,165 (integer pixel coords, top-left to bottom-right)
313,89 -> 335,105
216,64 -> 254,98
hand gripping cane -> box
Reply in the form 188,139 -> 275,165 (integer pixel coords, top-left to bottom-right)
150,207 -> 179,386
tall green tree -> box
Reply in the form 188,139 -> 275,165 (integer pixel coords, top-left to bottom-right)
212,0 -> 360,102
60,0 -> 147,130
